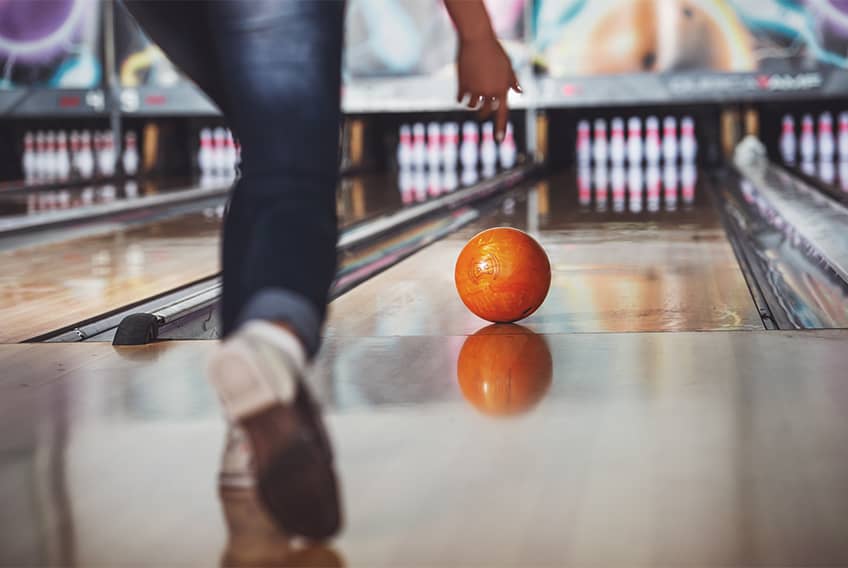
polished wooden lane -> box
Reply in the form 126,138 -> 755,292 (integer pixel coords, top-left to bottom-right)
0,173 -> 411,343
327,169 -> 763,337
0,212 -> 222,343
2,330 -> 848,566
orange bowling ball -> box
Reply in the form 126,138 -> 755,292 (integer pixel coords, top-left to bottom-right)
457,324 -> 553,416
454,227 -> 551,323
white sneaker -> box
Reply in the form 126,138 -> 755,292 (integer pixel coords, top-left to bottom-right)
207,320 -> 341,539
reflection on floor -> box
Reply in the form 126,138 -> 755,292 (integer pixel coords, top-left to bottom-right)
578,162 -> 697,213
0,179 -> 217,221
3,329 -> 848,566
799,159 -> 848,193
397,165 -> 501,206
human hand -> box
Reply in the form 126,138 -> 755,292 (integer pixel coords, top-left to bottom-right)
456,37 -> 522,141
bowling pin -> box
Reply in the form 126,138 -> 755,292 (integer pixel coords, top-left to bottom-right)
45,131 -> 57,180
680,116 -> 697,163
124,180 -> 139,199
800,114 -> 815,162
427,122 -> 442,171
427,167 -> 442,197
609,117 -> 626,166
629,186 -> 643,213
461,164 -> 478,186
780,115 -> 796,164
225,130 -> 237,176
78,131 -> 95,179
663,163 -> 678,211
681,162 -> 697,205
801,160 -> 815,176
626,117 -> 642,166
838,113 -> 848,162
594,166 -> 608,212
460,121 -> 479,170
69,131 -> 81,177
212,127 -> 227,174
645,116 -> 661,165
662,116 -> 678,163
592,118 -> 608,165
610,164 -> 625,213
397,124 -> 412,168
22,132 -> 36,181
498,122 -> 517,169
442,165 -> 459,192
412,123 -> 427,169
576,120 -> 591,165
122,131 -> 140,176
198,128 -> 214,175
398,167 -> 414,205
627,163 -> 642,197
442,122 -> 459,170
818,112 -> 835,162
819,159 -> 835,184
55,131 -> 70,180
100,131 -> 117,177
578,165 -> 591,207
480,122 -> 497,170
646,163 -> 660,212
413,167 -> 427,202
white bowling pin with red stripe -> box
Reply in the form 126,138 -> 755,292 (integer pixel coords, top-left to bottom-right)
442,122 -> 459,170
592,118 -> 608,165
800,114 -> 815,162
627,117 -> 642,166
610,117 -> 626,166
578,165 -> 591,206
838,113 -> 848,162
480,122 -> 497,170
498,122 -> 517,169
645,116 -> 661,165
22,132 -> 36,181
818,112 -> 835,161
680,116 -> 697,163
576,120 -> 591,165
412,122 -> 427,169
397,124 -> 412,168
460,121 -> 478,170
662,116 -> 678,163
780,114 -> 796,164
427,122 -> 442,170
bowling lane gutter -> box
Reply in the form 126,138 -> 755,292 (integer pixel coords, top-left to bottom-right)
717,162 -> 848,328
0,183 -> 231,237
33,165 -> 538,343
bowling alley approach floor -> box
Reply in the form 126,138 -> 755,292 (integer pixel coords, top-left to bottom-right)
3,167 -> 848,566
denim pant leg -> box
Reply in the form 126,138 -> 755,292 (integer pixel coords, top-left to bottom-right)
123,1 -> 346,357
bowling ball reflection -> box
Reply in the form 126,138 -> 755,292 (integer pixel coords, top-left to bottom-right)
457,324 -> 553,416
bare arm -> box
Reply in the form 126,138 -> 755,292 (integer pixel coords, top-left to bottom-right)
444,0 -> 521,140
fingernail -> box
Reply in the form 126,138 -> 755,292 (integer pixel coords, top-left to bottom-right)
496,132 -> 504,142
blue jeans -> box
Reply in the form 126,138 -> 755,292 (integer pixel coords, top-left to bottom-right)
125,1 -> 345,356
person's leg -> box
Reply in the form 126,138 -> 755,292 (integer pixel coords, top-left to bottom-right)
205,0 -> 344,355
204,0 -> 344,533
124,0 -> 345,539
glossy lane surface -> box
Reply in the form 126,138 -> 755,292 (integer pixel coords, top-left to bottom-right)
327,168 -> 762,337
0,173 -> 421,343
2,330 -> 848,566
